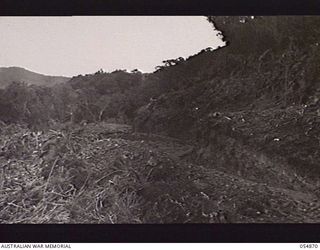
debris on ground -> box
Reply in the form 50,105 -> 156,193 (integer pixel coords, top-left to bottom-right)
0,122 -> 319,223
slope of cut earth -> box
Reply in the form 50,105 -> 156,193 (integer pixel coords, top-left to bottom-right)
0,122 -> 319,223
195,104 -> 320,193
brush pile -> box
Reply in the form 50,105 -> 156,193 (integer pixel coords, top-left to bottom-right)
0,123 -> 206,223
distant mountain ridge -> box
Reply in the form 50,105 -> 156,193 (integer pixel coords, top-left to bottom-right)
0,67 -> 70,88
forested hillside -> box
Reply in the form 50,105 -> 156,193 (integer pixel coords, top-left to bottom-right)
1,16 -> 320,223
3,17 -> 319,134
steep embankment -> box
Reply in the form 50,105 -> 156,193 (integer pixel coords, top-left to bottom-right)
195,106 -> 320,191
133,42 -> 320,198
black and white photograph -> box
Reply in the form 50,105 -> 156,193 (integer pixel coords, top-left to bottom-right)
0,14 -> 320,229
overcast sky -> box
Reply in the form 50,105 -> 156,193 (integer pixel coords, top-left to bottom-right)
0,16 -> 223,77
